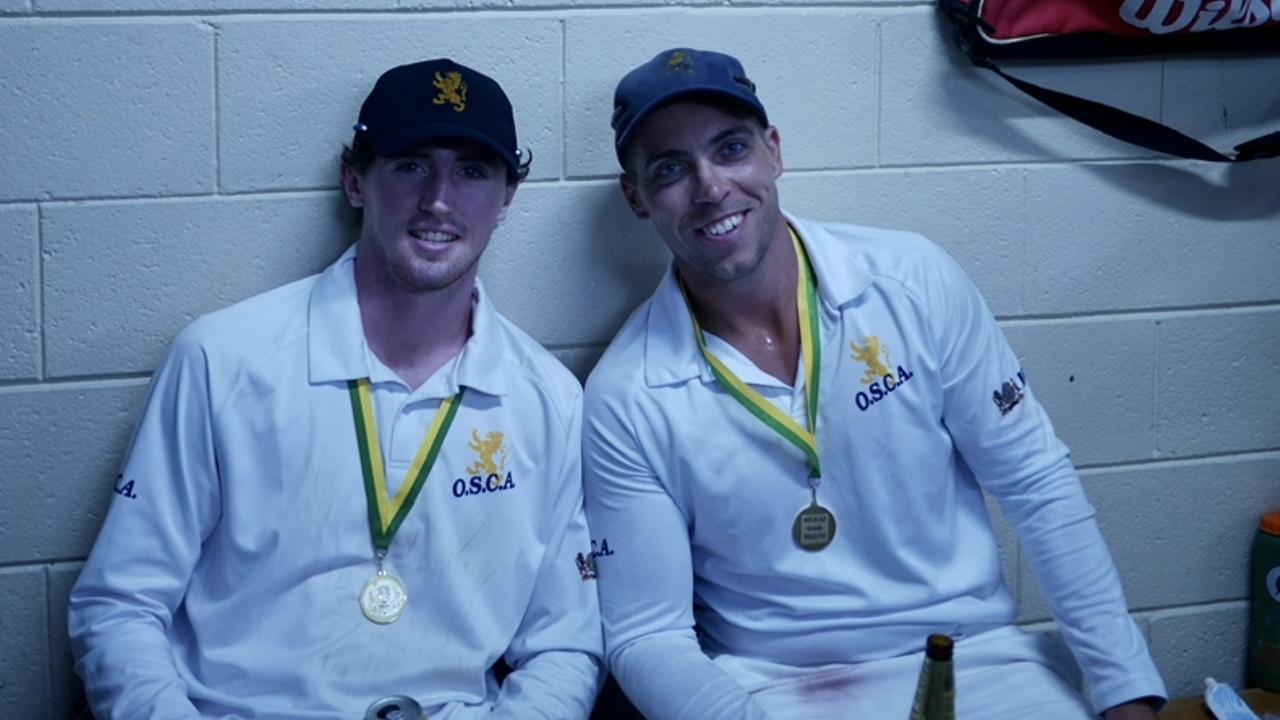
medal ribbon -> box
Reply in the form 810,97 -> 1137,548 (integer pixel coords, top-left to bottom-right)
685,227 -> 822,477
348,379 -> 465,551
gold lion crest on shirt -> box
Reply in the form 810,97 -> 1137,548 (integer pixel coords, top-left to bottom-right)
432,71 -> 467,112
466,430 -> 508,476
850,336 -> 892,385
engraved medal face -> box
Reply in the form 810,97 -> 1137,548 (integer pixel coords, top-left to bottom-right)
360,573 -> 408,624
793,504 -> 837,551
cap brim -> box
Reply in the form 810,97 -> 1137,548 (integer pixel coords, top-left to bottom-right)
369,122 -> 517,173
615,86 -> 767,162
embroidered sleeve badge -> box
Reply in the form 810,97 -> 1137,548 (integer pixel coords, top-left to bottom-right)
992,370 -> 1027,415
575,552 -> 597,581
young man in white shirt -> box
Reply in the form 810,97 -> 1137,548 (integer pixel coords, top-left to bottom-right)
69,59 -> 602,720
583,47 -> 1165,720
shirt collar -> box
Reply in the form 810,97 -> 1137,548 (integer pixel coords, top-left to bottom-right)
307,245 -> 507,396
641,210 -> 873,388
783,210 -> 873,309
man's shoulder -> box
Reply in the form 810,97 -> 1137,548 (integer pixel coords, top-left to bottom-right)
801,216 -> 948,269
488,310 -> 583,406
173,273 -> 317,365
583,298 -> 654,408
794,214 -> 965,299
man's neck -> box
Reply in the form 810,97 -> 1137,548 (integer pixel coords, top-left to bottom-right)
354,261 -> 474,392
681,225 -> 801,385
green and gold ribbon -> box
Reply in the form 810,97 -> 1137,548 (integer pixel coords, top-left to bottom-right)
684,227 -> 822,477
348,379 -> 465,551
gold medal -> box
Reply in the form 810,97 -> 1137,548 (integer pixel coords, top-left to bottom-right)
793,502 -> 837,551
359,570 -> 407,624
348,381 -> 464,624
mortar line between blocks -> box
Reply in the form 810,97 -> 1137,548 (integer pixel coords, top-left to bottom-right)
212,21 -> 222,194
43,564 -> 53,719
874,16 -> 883,168
37,202 -> 46,382
560,16 -> 568,182
1150,318 -> 1161,462
1076,447 -> 1280,473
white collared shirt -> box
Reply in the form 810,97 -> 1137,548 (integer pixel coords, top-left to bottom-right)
70,246 -> 602,720
584,211 -> 1165,719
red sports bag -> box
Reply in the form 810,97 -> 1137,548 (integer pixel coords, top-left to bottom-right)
939,0 -> 1280,161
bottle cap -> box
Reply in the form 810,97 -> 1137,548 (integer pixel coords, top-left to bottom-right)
1261,510 -> 1280,537
926,634 -> 954,661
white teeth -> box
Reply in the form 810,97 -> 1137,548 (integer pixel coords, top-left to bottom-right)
703,213 -> 743,237
411,230 -> 457,243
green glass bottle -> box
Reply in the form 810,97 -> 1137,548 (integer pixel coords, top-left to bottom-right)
1249,510 -> 1280,692
909,634 -> 955,720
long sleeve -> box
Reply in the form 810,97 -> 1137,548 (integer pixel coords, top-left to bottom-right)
490,388 -> 604,719
67,328 -> 220,720
924,248 -> 1167,713
583,382 -> 772,720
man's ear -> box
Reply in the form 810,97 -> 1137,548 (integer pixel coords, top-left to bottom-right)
619,172 -> 650,219
496,183 -> 517,226
341,164 -> 365,208
764,125 -> 783,180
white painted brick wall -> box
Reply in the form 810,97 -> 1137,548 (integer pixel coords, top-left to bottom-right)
1023,164 -> 1280,313
564,11 -> 880,176
1156,310 -> 1280,456
0,382 -> 149,563
1149,602 -> 1253,698
483,182 -> 670,344
46,563 -> 83,720
217,16 -> 565,191
0,21 -> 215,201
42,195 -> 350,376
1165,56 -> 1280,146
1006,319 -> 1158,465
2,1 -> 1277,715
0,567 -> 48,717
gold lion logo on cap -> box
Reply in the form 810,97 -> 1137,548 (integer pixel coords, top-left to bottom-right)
665,50 -> 694,74
432,70 -> 468,112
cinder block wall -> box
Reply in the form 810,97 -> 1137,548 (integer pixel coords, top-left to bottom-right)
1,1 -> 1277,715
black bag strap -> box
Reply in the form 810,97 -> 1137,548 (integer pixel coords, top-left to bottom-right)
976,57 -> 1280,162
939,0 -> 1280,162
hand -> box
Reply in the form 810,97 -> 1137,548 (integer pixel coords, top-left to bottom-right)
1102,698 -> 1160,720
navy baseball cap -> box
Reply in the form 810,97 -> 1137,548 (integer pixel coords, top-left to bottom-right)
352,59 -> 519,173
612,48 -> 768,164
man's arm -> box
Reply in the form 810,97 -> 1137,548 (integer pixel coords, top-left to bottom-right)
68,329 -> 219,719
923,245 -> 1167,714
583,383 -> 772,720
489,389 -> 604,719
1104,699 -> 1161,719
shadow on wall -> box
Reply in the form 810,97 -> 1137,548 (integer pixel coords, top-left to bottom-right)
1082,161 -> 1280,219
481,181 -> 670,362
584,183 -> 673,322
